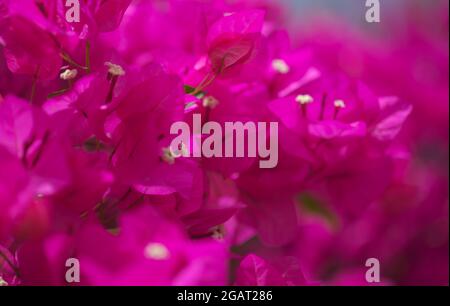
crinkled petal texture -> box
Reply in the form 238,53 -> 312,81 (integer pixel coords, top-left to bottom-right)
0,147 -> 28,242
0,95 -> 47,157
207,10 -> 265,75
17,206 -> 228,285
0,0 -> 446,287
235,255 -> 286,286
0,15 -> 61,80
372,97 -> 413,141
235,254 -> 308,286
108,64 -> 199,199
94,0 -> 132,32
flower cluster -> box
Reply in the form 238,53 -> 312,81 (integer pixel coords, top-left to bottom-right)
0,0 -> 448,286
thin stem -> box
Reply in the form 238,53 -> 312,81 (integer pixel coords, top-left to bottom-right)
333,107 -> 340,120
201,74 -> 216,91
319,93 -> 327,121
0,249 -> 20,277
30,79 -> 37,104
106,75 -> 118,103
301,104 -> 308,118
47,77 -> 74,99
109,137 -> 123,164
31,131 -> 50,168
192,73 -> 216,96
85,40 -> 91,73
60,52 -> 88,70
68,78 -> 73,90
21,134 -> 36,167
47,88 -> 69,99
29,66 -> 40,104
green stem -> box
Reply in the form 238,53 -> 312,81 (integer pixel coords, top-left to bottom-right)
47,88 -> 69,99
0,249 -> 20,277
192,73 -> 216,96
60,52 -> 88,70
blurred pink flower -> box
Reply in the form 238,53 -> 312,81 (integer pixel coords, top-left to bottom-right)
0,0 -> 447,287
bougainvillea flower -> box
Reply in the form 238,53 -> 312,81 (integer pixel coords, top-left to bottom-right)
235,254 -> 310,286
181,171 -> 244,237
0,95 -> 70,194
17,205 -> 227,285
32,0 -> 132,36
207,10 -> 265,75
0,15 -> 61,80
0,0 -> 447,287
0,147 -> 28,242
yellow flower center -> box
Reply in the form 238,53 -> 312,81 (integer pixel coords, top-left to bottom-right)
334,99 -> 346,109
203,96 -> 219,109
105,62 -> 126,76
60,68 -> 78,80
296,94 -> 314,105
144,243 -> 170,260
272,59 -> 290,74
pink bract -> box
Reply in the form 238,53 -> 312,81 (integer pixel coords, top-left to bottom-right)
0,0 -> 447,286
